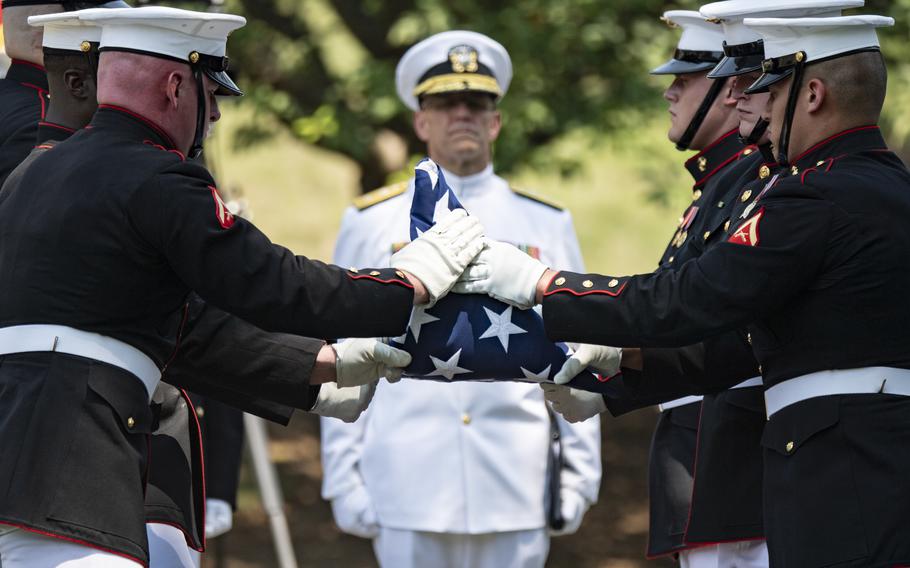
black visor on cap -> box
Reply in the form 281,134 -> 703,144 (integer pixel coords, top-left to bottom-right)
205,69 -> 243,97
651,58 -> 718,75
708,41 -> 764,79
708,54 -> 764,78
651,48 -> 723,76
744,68 -> 792,94
193,52 -> 242,96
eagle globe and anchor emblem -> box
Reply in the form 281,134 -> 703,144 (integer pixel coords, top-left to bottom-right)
448,45 -> 480,73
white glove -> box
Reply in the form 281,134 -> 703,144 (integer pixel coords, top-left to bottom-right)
330,483 -> 380,539
204,498 -> 233,539
540,383 -> 606,423
333,338 -> 412,388
452,239 -> 548,309
550,490 -> 589,536
553,343 -> 622,384
390,208 -> 485,307
310,381 -> 377,423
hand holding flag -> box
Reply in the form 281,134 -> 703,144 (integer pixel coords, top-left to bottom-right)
390,158 -> 626,396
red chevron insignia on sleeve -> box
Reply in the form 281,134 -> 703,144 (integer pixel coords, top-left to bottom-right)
728,207 -> 764,246
209,185 -> 235,229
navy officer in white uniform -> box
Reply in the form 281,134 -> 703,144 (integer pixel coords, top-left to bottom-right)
320,31 -> 602,568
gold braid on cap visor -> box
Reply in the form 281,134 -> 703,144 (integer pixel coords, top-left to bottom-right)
413,74 -> 501,98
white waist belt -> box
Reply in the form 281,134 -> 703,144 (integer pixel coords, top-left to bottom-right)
658,376 -> 762,413
765,367 -> 910,419
0,324 -> 161,399
659,395 -> 703,412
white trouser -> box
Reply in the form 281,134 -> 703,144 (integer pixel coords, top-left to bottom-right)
373,528 -> 549,568
146,523 -> 200,568
679,540 -> 769,568
0,526 -> 141,567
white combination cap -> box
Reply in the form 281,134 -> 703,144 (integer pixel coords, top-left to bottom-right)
29,9 -> 102,52
700,0 -> 865,78
744,15 -> 893,92
79,6 -> 246,95
395,30 -> 512,112
651,10 -> 726,75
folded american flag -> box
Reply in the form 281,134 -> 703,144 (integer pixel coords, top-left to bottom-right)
391,158 -> 622,395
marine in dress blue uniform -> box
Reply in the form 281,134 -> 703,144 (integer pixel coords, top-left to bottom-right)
534,15 -> 910,567
0,0 -> 125,185
605,12 -> 751,563
0,7 -> 480,565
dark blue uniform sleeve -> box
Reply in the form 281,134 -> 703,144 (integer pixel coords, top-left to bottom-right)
542,184 -> 837,348
162,295 -> 325,423
604,331 -> 760,416
127,161 -> 414,340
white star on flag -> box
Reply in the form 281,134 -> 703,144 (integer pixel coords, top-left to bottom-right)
427,349 -> 472,381
433,190 -> 453,224
408,306 -> 440,342
520,365 -> 552,383
479,306 -> 527,352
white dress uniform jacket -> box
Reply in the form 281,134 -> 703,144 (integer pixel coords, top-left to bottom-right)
321,165 -> 602,539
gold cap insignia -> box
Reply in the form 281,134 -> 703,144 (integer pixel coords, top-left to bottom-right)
80,41 -> 92,53
449,45 -> 479,74
189,51 -> 200,64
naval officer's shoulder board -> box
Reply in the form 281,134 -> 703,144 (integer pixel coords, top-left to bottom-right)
509,185 -> 565,212
353,181 -> 408,211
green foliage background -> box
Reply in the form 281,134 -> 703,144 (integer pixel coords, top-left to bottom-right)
204,0 -> 910,193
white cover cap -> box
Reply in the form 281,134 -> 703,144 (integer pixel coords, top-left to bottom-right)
701,0 -> 864,46
651,10 -> 727,75
744,15 -> 893,61
29,9 -> 102,51
664,10 -> 726,52
79,6 -> 245,62
395,30 -> 512,112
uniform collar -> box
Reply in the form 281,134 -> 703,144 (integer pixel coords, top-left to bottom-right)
684,128 -> 745,189
440,163 -> 495,199
91,105 -> 180,152
36,121 -> 76,145
6,60 -> 48,92
790,125 -> 886,173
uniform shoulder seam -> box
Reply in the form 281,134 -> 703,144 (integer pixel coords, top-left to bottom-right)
509,185 -> 565,211
353,181 -> 408,210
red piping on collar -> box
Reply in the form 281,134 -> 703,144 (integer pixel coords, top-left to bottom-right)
693,151 -> 740,189
686,128 -> 739,167
10,59 -> 45,72
791,125 -> 880,164
97,104 -> 179,150
38,121 -> 76,134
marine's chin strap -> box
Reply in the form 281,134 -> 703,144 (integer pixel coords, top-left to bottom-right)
739,116 -> 769,146
189,65 -> 207,160
776,54 -> 806,169
675,77 -> 727,151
